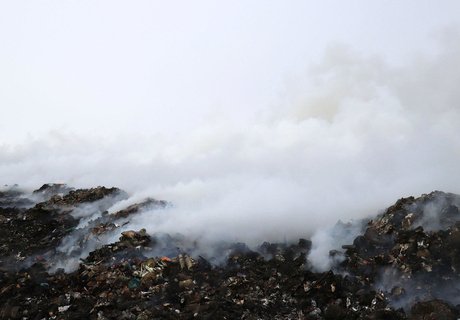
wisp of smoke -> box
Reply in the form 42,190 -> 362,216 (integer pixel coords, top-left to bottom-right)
308,220 -> 365,272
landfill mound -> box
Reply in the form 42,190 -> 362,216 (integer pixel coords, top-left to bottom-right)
1,185 -> 460,319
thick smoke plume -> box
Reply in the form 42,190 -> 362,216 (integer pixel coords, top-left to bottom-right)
1,35 -> 460,247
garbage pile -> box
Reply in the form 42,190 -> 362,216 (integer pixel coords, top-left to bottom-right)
340,191 -> 460,317
1,184 -> 460,319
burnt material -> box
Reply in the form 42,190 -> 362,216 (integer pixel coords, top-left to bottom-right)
1,187 -> 460,319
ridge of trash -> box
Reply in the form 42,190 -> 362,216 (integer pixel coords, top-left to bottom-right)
1,184 -> 460,319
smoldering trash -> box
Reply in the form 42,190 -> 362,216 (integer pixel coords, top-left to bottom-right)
1,185 -> 460,319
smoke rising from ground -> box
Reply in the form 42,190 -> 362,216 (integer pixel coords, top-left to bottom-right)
1,34 -> 460,246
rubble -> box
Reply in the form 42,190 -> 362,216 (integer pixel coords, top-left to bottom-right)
32,184 -> 74,202
0,185 -> 35,208
341,191 -> 460,312
1,186 -> 460,319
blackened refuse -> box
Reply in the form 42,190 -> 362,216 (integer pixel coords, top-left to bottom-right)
1,186 -> 460,319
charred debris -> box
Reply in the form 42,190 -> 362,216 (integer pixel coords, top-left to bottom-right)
1,184 -> 460,319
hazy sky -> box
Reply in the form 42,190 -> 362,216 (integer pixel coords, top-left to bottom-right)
1,1 -> 460,242
1,1 -> 459,140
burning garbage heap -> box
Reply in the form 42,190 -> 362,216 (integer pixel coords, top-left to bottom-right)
1,184 -> 460,319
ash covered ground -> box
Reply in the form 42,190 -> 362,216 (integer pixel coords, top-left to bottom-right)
1,184 -> 460,319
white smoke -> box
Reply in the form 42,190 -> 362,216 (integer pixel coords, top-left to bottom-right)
308,220 -> 364,272
1,33 -> 460,247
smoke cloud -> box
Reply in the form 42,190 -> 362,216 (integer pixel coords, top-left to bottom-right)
1,32 -> 460,247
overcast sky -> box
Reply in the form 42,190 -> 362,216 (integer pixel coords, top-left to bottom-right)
1,1 -> 460,241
